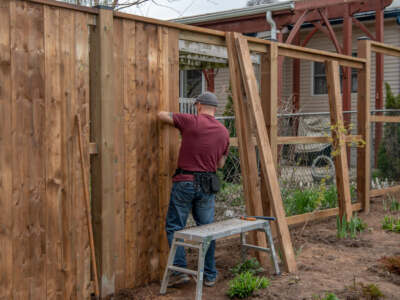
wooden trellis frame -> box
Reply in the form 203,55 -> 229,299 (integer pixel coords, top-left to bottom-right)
360,40 -> 400,200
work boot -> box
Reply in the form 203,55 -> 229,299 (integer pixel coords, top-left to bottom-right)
204,278 -> 216,287
167,273 -> 190,287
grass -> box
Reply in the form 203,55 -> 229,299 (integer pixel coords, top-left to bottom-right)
231,258 -> 264,276
282,183 -> 357,217
382,215 -> 400,233
312,293 -> 340,300
336,214 -> 367,239
383,195 -> 400,212
227,271 -> 269,299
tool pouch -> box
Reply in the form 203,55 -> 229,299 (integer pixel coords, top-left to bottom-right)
196,173 -> 220,194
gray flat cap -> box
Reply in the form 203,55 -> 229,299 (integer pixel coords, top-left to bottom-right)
195,92 -> 218,107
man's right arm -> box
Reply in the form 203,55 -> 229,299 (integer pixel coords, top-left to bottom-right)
157,111 -> 174,126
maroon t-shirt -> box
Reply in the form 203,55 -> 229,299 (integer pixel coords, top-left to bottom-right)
172,113 -> 230,182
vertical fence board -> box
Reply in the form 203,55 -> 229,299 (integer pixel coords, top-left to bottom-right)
74,11 -> 91,299
12,1 -> 47,298
113,18 -> 125,289
157,26 -> 170,279
123,19 -> 138,288
0,1 -> 12,298
147,24 -> 161,281
135,21 -> 150,286
59,8 -> 76,300
44,5 -> 64,299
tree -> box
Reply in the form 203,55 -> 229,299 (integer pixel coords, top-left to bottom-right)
56,0 -> 163,10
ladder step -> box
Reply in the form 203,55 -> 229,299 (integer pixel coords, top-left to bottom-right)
174,241 -> 201,249
168,266 -> 198,276
242,243 -> 270,253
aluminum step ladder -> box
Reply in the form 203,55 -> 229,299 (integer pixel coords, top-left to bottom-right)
160,218 -> 280,300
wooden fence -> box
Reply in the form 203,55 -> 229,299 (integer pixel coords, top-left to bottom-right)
0,0 -> 399,299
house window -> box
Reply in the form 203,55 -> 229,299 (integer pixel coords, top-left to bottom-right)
313,53 -> 358,95
180,70 -> 205,98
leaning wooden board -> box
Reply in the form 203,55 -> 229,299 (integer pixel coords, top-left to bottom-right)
232,33 -> 297,272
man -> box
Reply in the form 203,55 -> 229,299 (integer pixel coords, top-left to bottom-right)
158,91 -> 229,288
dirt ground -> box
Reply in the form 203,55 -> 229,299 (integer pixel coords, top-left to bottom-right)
112,197 -> 400,300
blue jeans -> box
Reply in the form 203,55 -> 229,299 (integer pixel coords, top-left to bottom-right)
166,181 -> 217,281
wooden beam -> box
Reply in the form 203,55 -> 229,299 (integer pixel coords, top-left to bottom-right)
370,185 -> 400,197
357,39 -> 371,213
370,115 -> 400,123
90,8 -> 116,297
226,32 -> 269,266
352,17 -> 375,40
277,135 -> 362,144
318,8 -> 343,53
285,9 -> 309,45
301,26 -> 318,47
312,21 -> 330,38
325,60 -> 353,222
260,46 -> 279,236
370,41 -> 400,58
234,33 -> 297,272
287,203 -> 362,226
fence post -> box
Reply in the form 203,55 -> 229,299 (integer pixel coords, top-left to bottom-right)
90,7 -> 116,298
260,45 -> 278,236
357,38 -> 371,213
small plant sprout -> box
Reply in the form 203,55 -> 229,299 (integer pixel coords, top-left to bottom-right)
382,215 -> 400,233
227,271 -> 269,299
230,258 -> 264,276
336,214 -> 367,239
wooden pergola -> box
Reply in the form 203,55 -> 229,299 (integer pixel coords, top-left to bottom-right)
184,0 -> 394,164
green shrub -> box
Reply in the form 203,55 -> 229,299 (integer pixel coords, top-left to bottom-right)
231,258 -> 263,276
377,83 -> 400,180
227,271 -> 269,299
382,215 -> 400,233
337,214 -> 367,239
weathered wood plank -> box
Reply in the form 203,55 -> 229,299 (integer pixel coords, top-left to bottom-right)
122,19 -> 138,288
75,11 -> 91,299
59,7 -> 76,299
44,5 -> 64,299
146,23 -> 160,282
12,1 -> 47,298
325,60 -> 353,221
226,32 -> 269,266
234,33 -> 297,272
0,1 -> 13,298
158,25 -> 171,281
135,21 -> 150,286
113,18 -> 125,290
90,8 -> 116,297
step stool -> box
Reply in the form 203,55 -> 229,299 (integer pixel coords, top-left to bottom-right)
160,218 -> 280,300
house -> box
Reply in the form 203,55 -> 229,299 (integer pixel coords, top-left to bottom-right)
174,0 -> 400,117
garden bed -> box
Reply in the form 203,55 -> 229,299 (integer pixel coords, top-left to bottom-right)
111,195 -> 400,300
